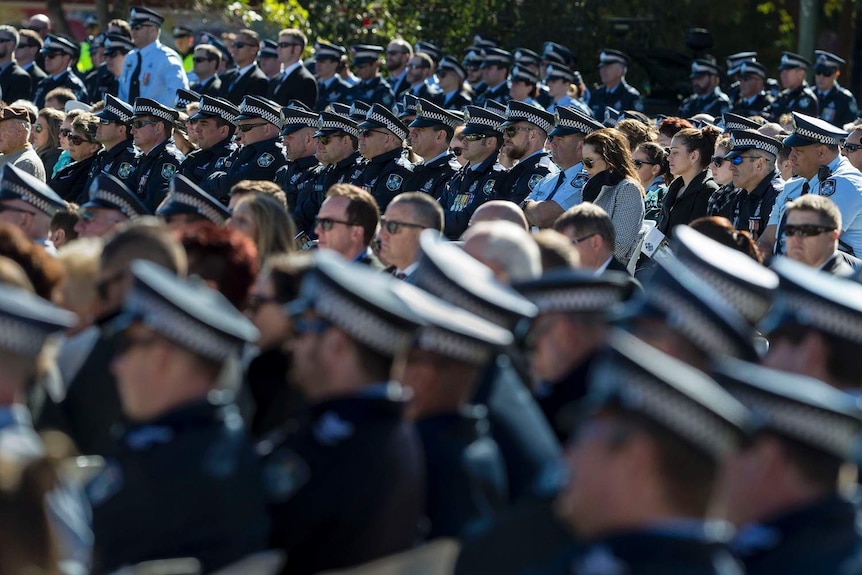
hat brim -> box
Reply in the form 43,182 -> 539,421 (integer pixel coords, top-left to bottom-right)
80,199 -> 128,212
783,133 -> 819,147
461,125 -> 499,136
357,118 -> 387,130
548,126 -> 581,137
281,123 -> 315,135
777,64 -> 804,71
156,202 -> 199,217
409,117 -> 448,129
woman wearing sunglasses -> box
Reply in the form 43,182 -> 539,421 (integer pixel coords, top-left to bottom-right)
49,112 -> 103,204
581,128 -> 645,265
633,142 -> 671,223
704,134 -> 738,220
657,125 -> 721,236
31,108 -> 65,177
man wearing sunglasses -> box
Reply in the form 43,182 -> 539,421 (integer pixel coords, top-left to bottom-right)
0,26 -> 32,104
269,28 -> 317,109
313,41 -> 350,112
770,51 -> 819,119
354,103 -> 412,211
500,100 -> 556,205
346,44 -> 395,108
783,194 -> 858,276
473,48 -> 512,108
190,44 -> 223,96
275,103 -> 320,214
405,99 -> 462,200
218,29 -> 268,105
92,34 -> 134,103
813,50 -> 858,128
729,61 -> 773,118
15,29 -> 46,86
437,56 -> 471,111
87,94 -> 137,191
128,98 -> 185,210
315,184 -> 384,268
119,7 -> 188,108
723,129 -> 782,241
32,34 -> 88,109
678,58 -> 731,119
379,192 -> 443,280
180,95 -> 238,186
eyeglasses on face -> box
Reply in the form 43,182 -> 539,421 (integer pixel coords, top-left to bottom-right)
44,51 -> 65,60
317,133 -> 346,145
385,50 -> 406,56
68,134 -> 96,146
59,129 -> 72,138
314,216 -> 356,231
463,133 -> 488,142
232,41 -> 256,49
406,63 -> 428,70
503,126 -> 532,138
711,156 -> 726,168
633,159 -> 658,168
570,232 -> 597,244
0,37 -> 15,44
33,123 -> 44,133
98,118 -> 120,125
842,142 -> 862,153
359,129 -> 389,138
582,157 -> 603,169
278,42 -> 300,49
130,119 -> 159,130
380,218 -> 425,234
130,22 -> 156,31
237,122 -> 268,132
193,57 -> 215,63
784,224 -> 836,237
730,154 -> 759,165
815,69 -> 836,77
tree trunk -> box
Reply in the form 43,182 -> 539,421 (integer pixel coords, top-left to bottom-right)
46,0 -> 70,37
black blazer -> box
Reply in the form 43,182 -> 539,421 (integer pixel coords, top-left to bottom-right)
269,63 -> 318,109
605,255 -> 629,273
0,62 -> 33,104
657,169 -> 717,236
191,75 -> 223,98
25,62 -> 46,93
218,64 -> 270,104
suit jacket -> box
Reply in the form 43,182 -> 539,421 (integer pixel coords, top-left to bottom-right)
820,251 -> 858,277
218,64 -> 270,105
269,63 -> 318,109
191,75 -> 222,97
605,255 -> 630,274
0,62 -> 32,104
24,62 -> 46,94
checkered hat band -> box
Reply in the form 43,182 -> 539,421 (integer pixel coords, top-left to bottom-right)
726,121 -> 755,131
527,287 -> 623,314
3,181 -> 59,215
558,118 -> 596,134
367,110 -> 407,140
416,325 -> 492,365
318,118 -> 359,137
685,259 -> 770,323
284,114 -> 317,128
0,315 -> 51,357
317,47 -> 342,59
605,362 -> 739,458
508,111 -> 553,134
732,137 -> 780,156
353,50 -> 379,60
413,264 -> 510,328
315,283 -> 412,356
105,104 -> 132,122
783,291 -> 862,345
127,289 -> 240,361
649,284 -> 741,358
93,189 -> 140,218
418,110 -> 460,129
136,104 -> 174,123
465,115 -> 503,132
440,63 -> 465,78
200,102 -> 238,124
732,387 -> 858,459
167,191 -> 228,225
793,126 -> 840,145
240,104 -> 284,129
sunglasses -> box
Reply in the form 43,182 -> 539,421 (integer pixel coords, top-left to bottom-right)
463,133 -> 488,141
59,129 -> 72,138
232,42 -> 255,49
843,142 -> 862,153
193,57 -> 215,63
130,119 -> 159,130
406,63 -> 429,70
730,155 -> 759,165
570,232 -> 597,245
0,37 -> 15,44
314,216 -> 355,231
278,42 -> 300,49
99,118 -> 120,125
815,69 -> 835,77
131,22 -> 156,30
317,133 -> 346,145
385,50 -> 407,56
44,51 -> 65,60
33,123 -> 44,133
503,126 -> 532,138
17,43 -> 39,49
359,129 -> 389,137
380,218 -> 425,234
633,159 -> 658,168
68,134 -> 95,146
582,157 -> 602,169
711,156 -> 725,168
238,122 -> 268,132
784,224 -> 836,237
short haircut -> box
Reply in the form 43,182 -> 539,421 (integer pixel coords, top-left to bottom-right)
50,203 -> 80,242
229,179 -> 287,210
45,88 -> 77,107
238,28 -> 260,43
107,19 -> 132,37
18,29 -> 43,49
71,112 -> 99,142
554,202 -> 616,248
616,118 -> 657,151
0,223 -> 63,300
101,217 -> 188,277
326,184 -> 380,246
390,192 -> 443,232
786,194 -> 842,231
195,44 -> 222,64
388,38 -> 412,56
0,26 -> 19,47
262,252 -> 314,303
533,228 -> 580,271
278,28 -> 307,50
462,220 -> 542,282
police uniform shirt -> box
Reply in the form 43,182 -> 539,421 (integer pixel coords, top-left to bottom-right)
316,76 -> 350,111
180,136 -> 238,186
406,150 -> 460,199
131,138 -> 185,211
536,85 -> 554,110
439,153 -> 509,239
502,149 -> 557,205
731,91 -> 774,118
89,399 -> 270,573
408,81 -> 444,104
441,89 -> 472,111
588,80 -> 643,118
191,75 -> 223,97
345,75 -> 395,108
678,86 -> 732,118
770,82 -> 819,120
813,154 -> 862,256
527,161 -> 590,213
202,136 -> 287,203
473,81 -> 510,108
295,152 -> 362,237
33,68 -> 89,109
730,170 -> 782,239
86,140 -> 138,191
818,83 -> 859,128
118,40 -> 189,106
546,94 -> 592,117
276,154 -> 320,213
768,176 -> 807,255
353,147 -> 412,211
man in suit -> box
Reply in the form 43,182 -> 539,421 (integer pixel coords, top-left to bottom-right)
385,39 -> 412,98
554,202 -> 630,274
379,191 -> 443,280
0,26 -> 32,103
268,28 -> 317,109
218,28 -> 269,105
315,183 -> 385,268
784,194 -> 858,276
190,44 -> 223,96
15,29 -> 46,90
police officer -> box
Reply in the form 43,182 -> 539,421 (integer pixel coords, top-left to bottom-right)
175,87 -> 199,110
88,94 -> 138,190
473,48 -> 512,108
437,56 -> 472,111
770,51 -> 819,119
88,260 -> 269,573
181,95 -> 238,186
813,50 -> 858,128
438,105 -> 508,239
261,251 -> 425,575
500,100 -> 556,204
90,34 -> 133,103
119,7 -> 189,106
275,103 -> 321,214
0,164 -> 67,253
75,173 -> 152,238
294,111 -> 362,239
730,61 -> 774,118
203,95 -> 287,201
514,48 -> 553,109
32,34 -> 88,108
128,97 -> 185,210
345,45 -> 395,108
724,129 -> 783,240
588,49 -> 643,118
313,41 -> 350,111
463,48 -> 486,97
545,64 -> 591,117
405,98 -> 462,199
353,103 -> 413,211
678,58 -> 731,118
157,173 -> 231,229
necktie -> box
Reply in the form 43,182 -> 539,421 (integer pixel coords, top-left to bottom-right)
545,172 -> 567,201
394,272 -> 407,280
801,181 -> 810,195
128,52 -> 142,102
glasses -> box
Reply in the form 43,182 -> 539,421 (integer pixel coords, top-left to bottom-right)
98,118 -> 120,125
815,69 -> 835,77
570,232 -> 597,245
17,43 -> 39,49
711,156 -> 726,168
0,205 -> 36,216
131,120 -> 160,130
359,129 -> 389,137
0,38 -> 15,44
582,157 -> 602,169
784,224 -> 836,237
843,142 -> 862,153
380,218 -> 425,234
314,216 -> 356,231
131,22 -> 156,30
502,126 -> 532,138
278,42 -> 300,49
317,133 -> 346,145
247,294 -> 280,313
633,159 -> 658,168
232,42 -> 255,49
59,129 -> 72,138
406,63 -> 428,70
193,57 -> 215,63
740,75 -> 760,82
104,51 -> 125,59
68,134 -> 95,146
385,50 -> 406,56
45,52 -> 64,60
33,123 -> 44,133
237,122 -> 268,132
730,155 -> 759,165
463,133 -> 488,141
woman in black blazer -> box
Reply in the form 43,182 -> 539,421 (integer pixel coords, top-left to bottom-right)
49,112 -> 102,204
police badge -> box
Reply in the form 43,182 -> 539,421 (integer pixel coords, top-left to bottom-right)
160,163 -> 177,180
799,97 -> 810,109
820,179 -> 836,197
386,173 -> 403,191
117,162 -> 133,179
483,180 -> 495,195
528,174 -> 544,191
258,153 -> 275,168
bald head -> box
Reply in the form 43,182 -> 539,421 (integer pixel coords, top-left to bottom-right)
27,14 -> 51,38
462,220 -> 541,284
468,200 -> 529,232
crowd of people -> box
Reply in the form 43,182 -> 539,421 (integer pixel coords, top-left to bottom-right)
2,6 -> 862,575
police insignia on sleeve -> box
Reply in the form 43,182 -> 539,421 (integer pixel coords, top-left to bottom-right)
263,449 -> 310,502
799,97 -> 810,109
258,153 -> 275,168
386,173 -> 403,191
820,179 -> 836,197
483,180 -> 496,195
528,174 -> 544,191
117,162 -> 133,179
160,163 -> 177,180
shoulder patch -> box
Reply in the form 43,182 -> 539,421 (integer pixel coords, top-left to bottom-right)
258,153 -> 275,168
263,449 -> 310,502
799,97 -> 810,109
386,173 -> 404,191
160,163 -> 177,180
820,179 -> 836,197
117,162 -> 133,179
528,173 -> 544,191
483,179 -> 496,196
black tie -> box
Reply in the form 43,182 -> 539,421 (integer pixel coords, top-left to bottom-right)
801,181 -> 810,195
128,52 -> 142,102
545,172 -> 567,201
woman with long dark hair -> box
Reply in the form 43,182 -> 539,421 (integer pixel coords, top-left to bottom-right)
633,142 -> 671,223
